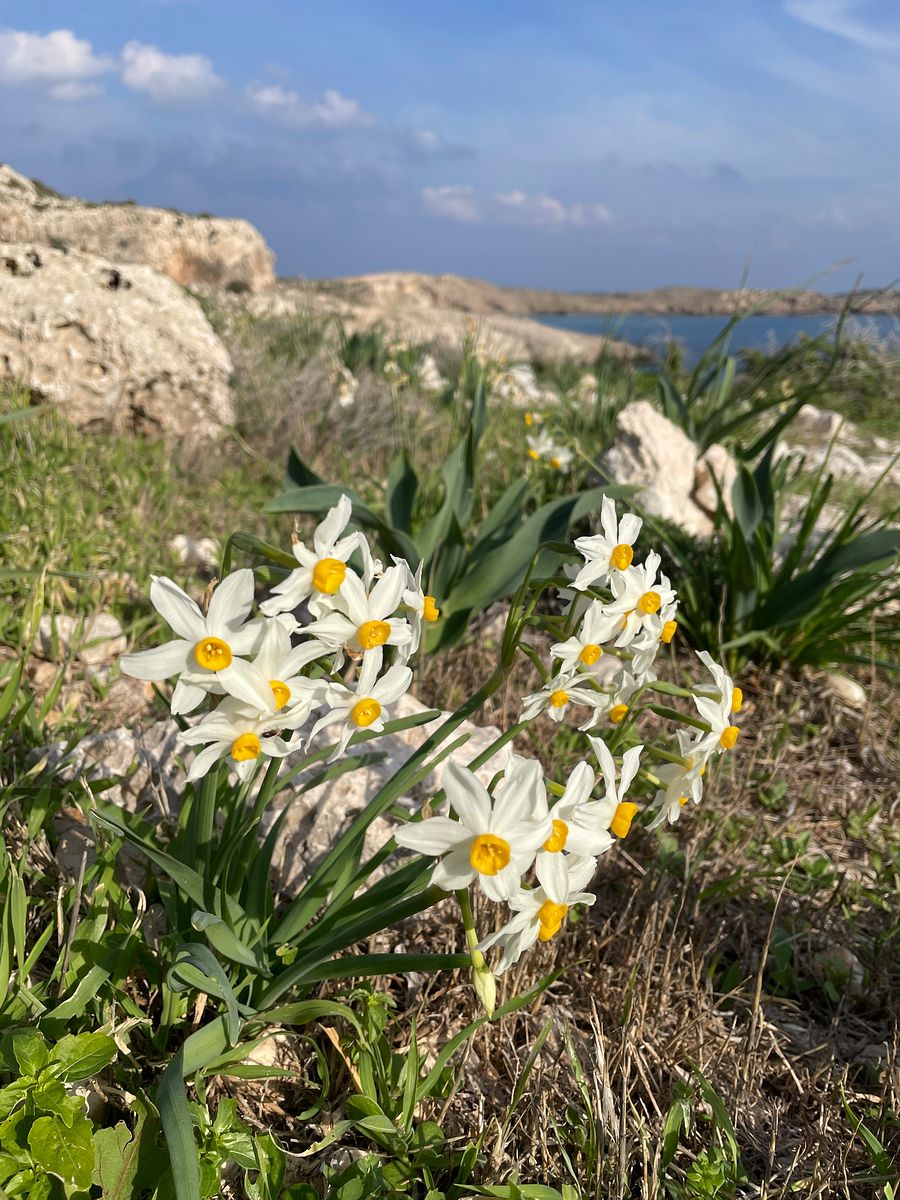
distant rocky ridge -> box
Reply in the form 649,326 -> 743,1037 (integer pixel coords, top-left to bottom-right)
0,165 -> 275,293
316,271 -> 900,318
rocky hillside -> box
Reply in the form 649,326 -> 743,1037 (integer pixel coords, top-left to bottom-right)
0,165 -> 274,293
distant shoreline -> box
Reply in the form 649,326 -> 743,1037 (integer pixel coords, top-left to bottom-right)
301,273 -> 900,318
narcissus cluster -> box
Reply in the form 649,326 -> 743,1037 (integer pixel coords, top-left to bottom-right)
121,493 -> 742,990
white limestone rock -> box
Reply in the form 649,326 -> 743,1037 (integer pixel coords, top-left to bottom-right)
0,241 -> 234,437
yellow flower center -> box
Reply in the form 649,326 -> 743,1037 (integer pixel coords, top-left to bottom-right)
579,643 -> 602,666
423,595 -> 440,622
609,703 -> 629,724
537,900 -> 569,941
720,725 -> 739,750
543,819 -> 569,853
194,637 -> 233,671
610,801 -> 639,839
231,733 -> 261,762
610,543 -> 634,571
549,690 -> 569,708
351,697 -> 382,728
528,448 -> 540,460
524,412 -> 535,426
731,687 -> 743,713
269,679 -> 291,709
357,619 -> 391,650
637,590 -> 661,615
661,620 -> 678,644
550,456 -> 562,469
312,557 -> 346,595
469,833 -> 512,876
678,795 -> 690,807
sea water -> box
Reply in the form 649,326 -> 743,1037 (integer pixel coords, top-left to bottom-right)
534,311 -> 900,363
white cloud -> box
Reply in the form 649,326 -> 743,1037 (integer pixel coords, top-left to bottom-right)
496,190 -> 568,225
121,40 -> 222,103
422,185 -> 481,222
49,80 -> 103,101
0,28 -> 113,87
785,1 -> 900,55
496,190 -> 612,227
570,201 -> 614,226
246,82 -> 373,128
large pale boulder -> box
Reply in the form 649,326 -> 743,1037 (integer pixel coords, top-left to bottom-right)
0,242 -> 234,436
0,165 -> 275,292
598,401 -> 736,537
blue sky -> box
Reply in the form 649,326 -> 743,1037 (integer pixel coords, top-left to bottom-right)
1,0 -> 898,289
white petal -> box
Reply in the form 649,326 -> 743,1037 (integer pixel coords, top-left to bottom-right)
207,569 -> 255,632
492,757 -> 545,830
536,851 -> 569,904
120,639 -> 191,681
315,494 -> 353,552
619,745 -> 643,794
431,848 -> 476,891
218,659 -> 274,711
394,817 -> 471,856
479,862 -> 522,902
369,565 -> 405,618
187,742 -> 227,782
442,760 -> 491,831
229,618 -> 268,655
150,576 -> 204,641
566,854 -> 599,893
619,512 -> 642,543
374,664 -> 413,705
171,679 -> 209,715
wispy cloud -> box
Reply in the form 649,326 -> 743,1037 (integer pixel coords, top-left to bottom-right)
495,190 -> 612,227
246,82 -> 373,129
422,184 -> 481,222
785,0 -> 900,55
0,28 -> 114,90
120,40 -> 223,103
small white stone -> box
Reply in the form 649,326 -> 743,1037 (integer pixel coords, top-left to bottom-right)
824,672 -> 867,710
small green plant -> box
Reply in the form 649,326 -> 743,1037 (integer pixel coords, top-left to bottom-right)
0,1028 -> 116,1197
652,443 -> 900,671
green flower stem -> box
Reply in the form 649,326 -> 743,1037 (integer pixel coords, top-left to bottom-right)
457,887 -> 496,1016
648,703 -> 710,732
643,745 -> 694,768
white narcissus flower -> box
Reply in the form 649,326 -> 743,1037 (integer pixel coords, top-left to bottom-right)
308,649 -> 412,759
477,853 -> 597,974
601,552 -> 678,648
572,496 -> 643,590
547,443 -> 573,472
120,570 -> 266,715
551,600 -> 610,678
179,696 -> 312,782
395,557 -> 440,661
692,651 -> 742,753
521,672 -> 610,730
260,495 -> 361,617
647,729 -> 709,829
394,757 -> 552,901
302,563 -> 413,666
537,761 -> 625,863
526,429 -> 555,462
216,618 -> 327,716
587,735 -> 645,841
